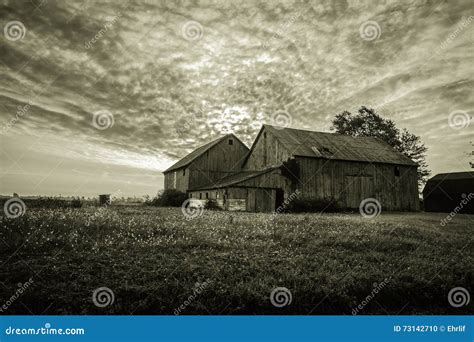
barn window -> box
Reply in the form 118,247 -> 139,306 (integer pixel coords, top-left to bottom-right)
394,166 -> 400,177
321,147 -> 331,154
183,169 -> 185,176
199,193 -> 202,199
206,192 -> 209,199
189,193 -> 192,198
264,132 -> 267,138
228,139 -> 233,145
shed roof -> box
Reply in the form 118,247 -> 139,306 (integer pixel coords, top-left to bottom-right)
192,167 -> 279,190
164,134 -> 246,173
257,125 -> 417,166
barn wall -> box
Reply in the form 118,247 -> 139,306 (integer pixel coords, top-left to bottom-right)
163,167 -> 189,192
295,157 -> 419,211
188,186 -> 277,212
188,137 -> 249,189
188,189 -> 223,200
243,127 -> 292,170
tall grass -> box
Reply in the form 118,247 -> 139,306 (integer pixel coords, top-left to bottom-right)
0,207 -> 472,315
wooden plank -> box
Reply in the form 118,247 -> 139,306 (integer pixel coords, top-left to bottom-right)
247,188 -> 256,211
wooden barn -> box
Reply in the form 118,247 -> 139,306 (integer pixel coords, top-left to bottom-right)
423,172 -> 474,214
164,125 -> 419,212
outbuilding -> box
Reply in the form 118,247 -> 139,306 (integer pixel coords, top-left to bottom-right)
423,172 -> 474,213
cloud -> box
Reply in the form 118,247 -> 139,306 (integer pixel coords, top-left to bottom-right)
0,0 -> 472,196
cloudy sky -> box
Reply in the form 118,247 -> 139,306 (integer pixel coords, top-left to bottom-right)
0,0 -> 472,197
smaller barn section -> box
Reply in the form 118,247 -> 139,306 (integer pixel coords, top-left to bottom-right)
187,167 -> 290,212
423,172 -> 474,213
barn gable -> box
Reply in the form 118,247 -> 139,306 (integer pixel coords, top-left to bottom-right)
163,133 -> 249,192
242,125 -> 293,170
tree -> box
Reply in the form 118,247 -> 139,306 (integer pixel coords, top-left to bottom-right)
331,106 -> 430,188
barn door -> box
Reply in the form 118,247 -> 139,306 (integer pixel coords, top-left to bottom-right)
245,189 -> 275,212
275,189 -> 284,211
255,190 -> 266,212
246,189 -> 256,212
344,176 -> 374,209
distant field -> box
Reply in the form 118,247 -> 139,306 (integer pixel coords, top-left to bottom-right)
1,206 -> 472,314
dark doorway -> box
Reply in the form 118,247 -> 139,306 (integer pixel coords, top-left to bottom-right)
275,189 -> 284,211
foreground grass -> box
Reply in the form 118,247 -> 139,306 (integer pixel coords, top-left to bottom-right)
0,206 -> 472,314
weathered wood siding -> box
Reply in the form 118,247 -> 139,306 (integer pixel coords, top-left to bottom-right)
189,158 -> 417,212
163,167 -> 189,192
246,188 -> 276,212
188,189 -> 223,200
243,127 -> 292,170
169,127 -> 418,212
188,137 -> 249,189
295,157 -> 419,211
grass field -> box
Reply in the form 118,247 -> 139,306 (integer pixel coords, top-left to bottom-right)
1,206 -> 473,315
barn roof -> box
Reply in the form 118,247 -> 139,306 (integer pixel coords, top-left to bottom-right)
428,171 -> 474,181
423,171 -> 474,195
192,167 -> 279,190
163,134 -> 247,173
258,125 -> 417,166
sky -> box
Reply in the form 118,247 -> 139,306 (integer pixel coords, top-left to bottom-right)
0,0 -> 472,198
